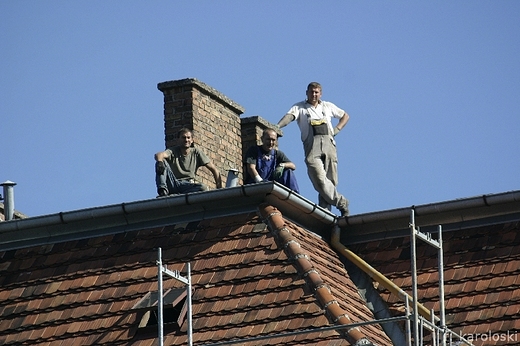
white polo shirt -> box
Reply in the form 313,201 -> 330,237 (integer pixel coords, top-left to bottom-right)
286,100 -> 345,142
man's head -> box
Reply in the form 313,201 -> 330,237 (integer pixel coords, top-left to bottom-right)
177,128 -> 194,148
260,128 -> 278,151
306,82 -> 322,106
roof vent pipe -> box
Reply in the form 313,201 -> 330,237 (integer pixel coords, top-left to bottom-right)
1,180 -> 17,221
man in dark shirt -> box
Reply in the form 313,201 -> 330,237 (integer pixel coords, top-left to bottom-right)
244,128 -> 299,193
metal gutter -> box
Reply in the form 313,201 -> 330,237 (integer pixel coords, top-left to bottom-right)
2,185 -> 518,252
338,190 -> 520,244
0,182 -> 335,252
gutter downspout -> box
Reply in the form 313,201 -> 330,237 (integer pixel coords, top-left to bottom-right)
330,225 -> 434,322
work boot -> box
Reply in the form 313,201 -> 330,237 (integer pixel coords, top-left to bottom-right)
339,199 -> 350,216
156,188 -> 168,198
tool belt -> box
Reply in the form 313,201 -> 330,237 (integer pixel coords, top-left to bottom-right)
310,119 -> 329,135
179,178 -> 196,184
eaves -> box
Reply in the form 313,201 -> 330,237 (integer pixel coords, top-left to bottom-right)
0,182 -> 335,252
2,183 -> 519,253
339,190 -> 520,245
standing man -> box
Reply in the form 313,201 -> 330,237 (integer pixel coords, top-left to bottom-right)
244,128 -> 300,193
154,128 -> 222,196
277,82 -> 350,216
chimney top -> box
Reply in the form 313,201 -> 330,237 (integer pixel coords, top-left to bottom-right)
157,78 -> 245,115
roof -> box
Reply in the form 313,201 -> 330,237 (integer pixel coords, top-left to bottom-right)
346,221 -> 520,343
342,191 -> 520,344
0,183 -> 389,345
1,185 -> 519,345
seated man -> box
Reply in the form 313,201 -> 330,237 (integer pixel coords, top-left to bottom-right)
244,128 -> 300,193
154,128 -> 222,196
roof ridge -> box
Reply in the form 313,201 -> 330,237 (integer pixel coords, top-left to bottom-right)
258,203 -> 374,346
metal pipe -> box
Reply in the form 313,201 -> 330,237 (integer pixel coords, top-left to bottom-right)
187,262 -> 193,346
438,225 -> 446,346
410,209 -> 420,345
157,247 -> 164,346
405,295 -> 412,346
202,315 -> 408,346
1,181 -> 16,221
431,308 -> 437,346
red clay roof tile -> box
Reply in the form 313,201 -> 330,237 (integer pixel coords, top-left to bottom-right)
0,206 -> 396,345
348,221 -> 520,344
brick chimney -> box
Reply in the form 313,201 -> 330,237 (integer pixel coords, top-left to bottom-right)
157,78 -> 281,188
240,116 -> 283,159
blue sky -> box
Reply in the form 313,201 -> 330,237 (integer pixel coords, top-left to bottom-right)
1,1 -> 519,217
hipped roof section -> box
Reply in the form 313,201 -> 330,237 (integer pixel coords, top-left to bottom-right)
1,184 -> 519,345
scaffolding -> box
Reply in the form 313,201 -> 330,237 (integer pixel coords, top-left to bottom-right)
157,247 -> 193,346
409,209 -> 473,346
154,209 -> 477,346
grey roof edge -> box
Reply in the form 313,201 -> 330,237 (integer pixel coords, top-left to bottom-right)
0,182 -> 335,252
338,190 -> 520,244
2,187 -> 518,252
157,78 -> 245,114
